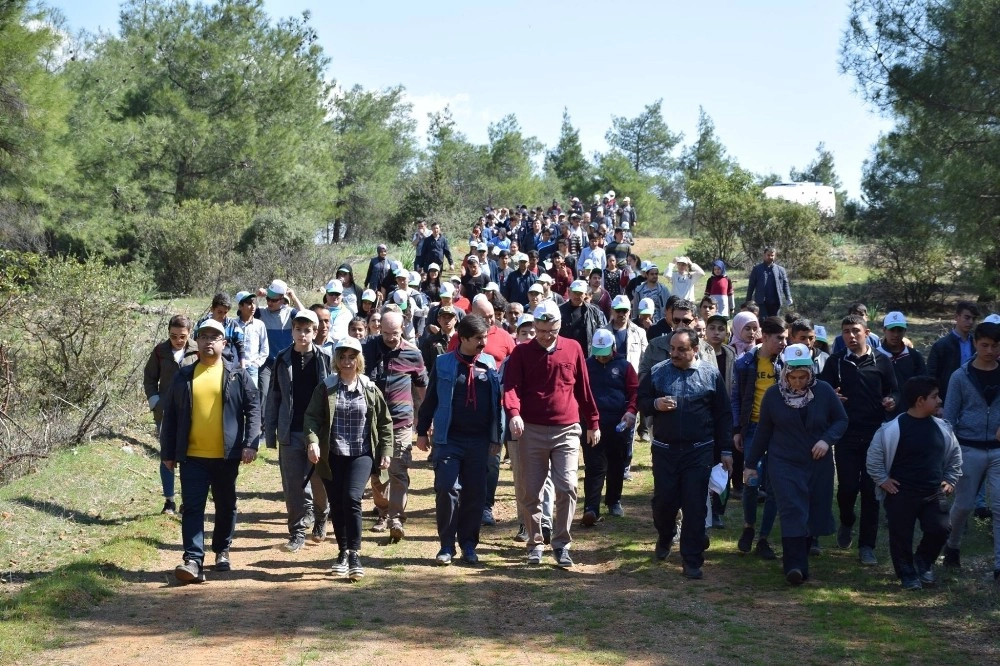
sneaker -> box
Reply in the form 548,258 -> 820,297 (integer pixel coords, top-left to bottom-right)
942,546 -> 961,568
655,540 -> 671,561
161,499 -> 177,516
389,519 -> 405,543
282,535 -> 305,553
527,545 -> 544,566
623,469 -> 633,481
737,526 -> 755,554
918,567 -> 937,587
514,524 -> 528,542
371,516 -> 388,533
214,550 -> 231,572
174,559 -> 205,584
859,546 -> 878,566
902,577 -> 922,591
610,502 -> 625,518
786,568 -> 804,586
331,550 -> 349,576
682,564 -> 704,580
581,510 -> 598,527
481,508 -> 496,526
462,548 -> 480,565
755,539 -> 777,561
347,551 -> 364,581
311,521 -> 327,543
553,547 -> 574,568
435,550 -> 453,566
711,514 -> 724,529
542,526 -> 551,545
810,538 -> 822,557
837,524 -> 853,549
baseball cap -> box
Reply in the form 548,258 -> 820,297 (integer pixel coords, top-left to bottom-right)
335,336 -> 363,353
235,290 -> 254,305
485,282 -> 499,292
611,295 -> 631,310
639,261 -> 652,273
536,273 -> 554,284
266,279 -> 288,298
391,290 -> 409,309
528,283 -> 544,294
638,298 -> 655,316
427,262 -> 441,272
325,279 -> 344,294
813,325 -> 828,343
516,253 -> 528,263
408,271 -> 421,287
706,314 -> 729,326
533,301 -> 561,322
394,268 -> 409,278
439,282 -> 456,298
294,309 -> 319,327
467,255 -> 480,265
361,289 -> 377,302
515,313 -> 534,329
477,242 -> 488,251
985,314 -> 1000,324
883,311 -> 907,329
449,275 -> 462,284
197,319 -> 226,337
591,329 -> 615,357
782,343 -> 813,367
569,280 -> 588,293
437,304 -> 456,317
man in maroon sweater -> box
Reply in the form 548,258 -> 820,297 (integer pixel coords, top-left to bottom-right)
504,300 -> 601,567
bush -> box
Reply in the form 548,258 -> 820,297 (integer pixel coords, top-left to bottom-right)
740,199 -> 836,279
865,233 -> 959,310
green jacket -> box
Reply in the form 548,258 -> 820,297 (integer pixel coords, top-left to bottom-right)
304,373 -> 392,480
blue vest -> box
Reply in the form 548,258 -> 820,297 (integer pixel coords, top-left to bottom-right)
430,352 -> 502,446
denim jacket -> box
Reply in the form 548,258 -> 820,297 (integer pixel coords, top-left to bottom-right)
420,352 -> 502,446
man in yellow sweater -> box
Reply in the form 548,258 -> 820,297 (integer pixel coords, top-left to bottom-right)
161,319 -> 262,584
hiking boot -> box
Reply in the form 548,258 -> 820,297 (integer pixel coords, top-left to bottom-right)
282,535 -> 305,553
389,519 -> 405,543
513,524 -> 528,542
214,550 -> 231,572
371,516 -> 388,533
859,546 -> 878,566
435,550 -> 453,566
581,510 -> 598,527
161,499 -> 177,516
610,502 -> 625,518
942,546 -> 961,568
527,545 -> 544,566
331,550 -> 349,576
836,524 -> 853,549
623,468 -> 633,481
347,551 -> 364,581
481,508 -> 496,526
311,521 -> 327,543
738,526 -> 755,554
755,539 -> 777,561
786,568 -> 804,586
553,547 -> 574,568
682,564 -> 704,580
174,559 -> 204,584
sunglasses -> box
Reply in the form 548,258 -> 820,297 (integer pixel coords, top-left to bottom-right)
266,296 -> 282,303
673,317 -> 694,325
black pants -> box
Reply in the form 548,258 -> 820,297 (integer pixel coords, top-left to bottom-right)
883,488 -> 951,581
651,443 -> 712,568
761,301 -> 780,318
433,436 -> 489,554
782,536 -> 810,579
323,454 -> 372,552
582,422 -> 629,515
834,431 -> 880,549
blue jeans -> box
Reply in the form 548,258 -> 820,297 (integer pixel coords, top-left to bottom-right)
742,422 -> 778,538
245,365 -> 259,389
179,457 -> 240,564
160,461 -> 175,498
434,436 -> 490,553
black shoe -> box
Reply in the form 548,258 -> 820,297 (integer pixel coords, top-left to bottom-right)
786,568 -> 804,586
331,550 -> 349,576
682,564 -> 703,579
553,547 -> 574,568
161,499 -> 177,516
214,550 -> 231,572
755,539 -> 777,560
282,535 -> 305,553
711,514 -> 724,529
581,510 -> 597,527
918,567 -> 937,587
655,541 -> 671,561
461,548 -> 479,565
836,524 -> 853,549
809,538 -> 822,557
542,526 -> 551,545
942,546 -> 961,568
859,546 -> 878,566
174,559 -> 204,584
737,527 -> 755,554
513,524 -> 528,542
347,551 -> 364,581
974,507 -> 993,520
481,508 -> 496,526
311,521 -> 327,543
902,577 -> 922,591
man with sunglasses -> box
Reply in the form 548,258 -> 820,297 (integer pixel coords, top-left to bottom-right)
504,301 -> 600,567
638,299 -> 718,381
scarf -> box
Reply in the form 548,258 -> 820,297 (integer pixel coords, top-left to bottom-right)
778,365 -> 816,409
730,312 -> 759,356
457,352 -> 480,410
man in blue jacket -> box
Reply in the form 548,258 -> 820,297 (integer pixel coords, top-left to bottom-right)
745,247 -> 792,318
160,319 -> 261,584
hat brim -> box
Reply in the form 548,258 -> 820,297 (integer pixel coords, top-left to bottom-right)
590,346 -> 613,356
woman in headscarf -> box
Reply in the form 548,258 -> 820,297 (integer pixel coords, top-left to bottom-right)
729,311 -> 761,357
704,260 -> 735,316
743,343 -> 848,585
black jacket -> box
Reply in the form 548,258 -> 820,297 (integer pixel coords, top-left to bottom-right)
927,332 -> 965,401
818,349 -> 899,435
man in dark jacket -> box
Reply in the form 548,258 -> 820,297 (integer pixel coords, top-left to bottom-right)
818,315 -> 899,566
502,254 -> 537,306
419,222 -> 454,273
927,300 -> 979,402
878,311 -> 926,414
364,244 -> 391,292
745,247 -> 792,317
559,280 -> 606,352
160,319 -> 261,584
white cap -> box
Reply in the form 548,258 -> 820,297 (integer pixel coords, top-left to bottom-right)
485,282 -> 500,292
611,295 -> 631,310
582,259 -> 596,272
391,290 -> 409,309
813,325 -> 828,342
528,283 -> 544,294
675,256 -> 691,265
361,289 -> 377,302
569,280 -> 588,293
533,301 -> 561,322
782,343 -> 813,367
646,262 -> 659,271
427,262 -> 441,272
515,313 -> 534,328
197,319 -> 227,337
638,298 -> 655,315
607,190 -> 615,199
591,329 -> 615,356
235,290 -> 253,304
883,311 -> 907,329
621,221 -> 630,230
516,253 -> 529,263
334,336 -> 363,353
439,282 -> 456,298
450,274 -> 462,283
293,309 -> 319,327
985,314 -> 1000,324
477,241 -> 488,251
639,261 -> 652,272
325,279 -> 344,294
537,273 -> 554,284
266,279 -> 288,297
408,271 -> 421,286
623,196 -> 631,202
492,246 -> 501,256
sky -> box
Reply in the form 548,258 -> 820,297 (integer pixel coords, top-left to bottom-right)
50,0 -> 893,198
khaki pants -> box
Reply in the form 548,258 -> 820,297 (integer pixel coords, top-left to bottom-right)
370,425 -> 412,520
516,422 -> 581,550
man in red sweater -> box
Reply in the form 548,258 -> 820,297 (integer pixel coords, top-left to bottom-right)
504,300 -> 600,567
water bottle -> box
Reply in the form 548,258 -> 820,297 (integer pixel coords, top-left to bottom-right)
616,420 -> 629,433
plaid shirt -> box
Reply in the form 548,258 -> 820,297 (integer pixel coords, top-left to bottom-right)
330,382 -> 369,457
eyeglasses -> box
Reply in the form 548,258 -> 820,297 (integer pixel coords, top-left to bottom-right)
266,296 -> 282,303
198,334 -> 224,342
673,317 -> 694,325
